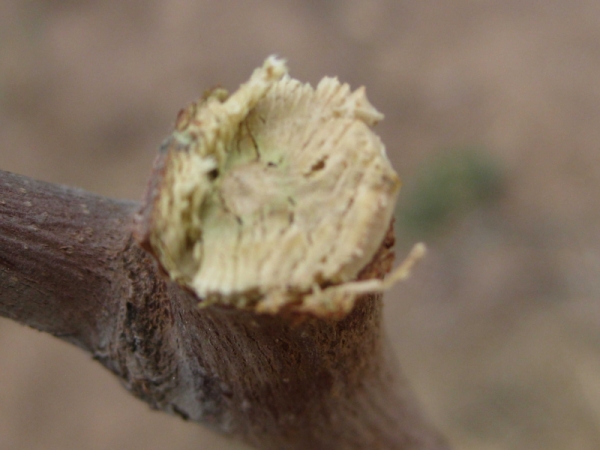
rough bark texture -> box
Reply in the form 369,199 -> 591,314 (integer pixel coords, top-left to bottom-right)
0,168 -> 450,449
0,170 -> 135,351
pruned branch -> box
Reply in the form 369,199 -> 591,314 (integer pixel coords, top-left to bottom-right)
0,58 -> 450,450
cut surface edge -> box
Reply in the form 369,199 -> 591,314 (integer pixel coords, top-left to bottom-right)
139,56 -> 405,317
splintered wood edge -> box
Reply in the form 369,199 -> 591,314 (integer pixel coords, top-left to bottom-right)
135,56 -> 418,318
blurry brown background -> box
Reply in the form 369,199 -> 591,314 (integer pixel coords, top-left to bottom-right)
2,1 -> 600,449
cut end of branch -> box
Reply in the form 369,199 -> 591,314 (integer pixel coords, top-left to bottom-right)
136,56 -> 405,317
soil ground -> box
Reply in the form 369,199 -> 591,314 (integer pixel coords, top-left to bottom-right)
1,1 -> 600,449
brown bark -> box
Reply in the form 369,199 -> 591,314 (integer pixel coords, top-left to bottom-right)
0,170 -> 135,351
0,168 -> 449,449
